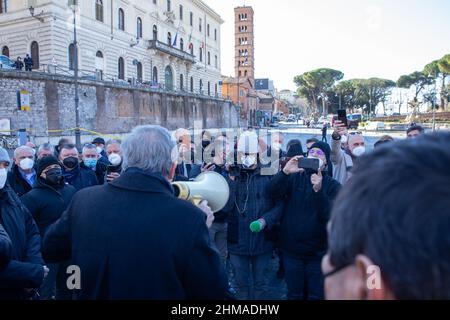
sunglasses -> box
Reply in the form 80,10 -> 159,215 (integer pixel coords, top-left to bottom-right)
348,131 -> 363,136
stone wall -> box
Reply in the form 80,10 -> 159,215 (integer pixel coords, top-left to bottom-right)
0,70 -> 240,144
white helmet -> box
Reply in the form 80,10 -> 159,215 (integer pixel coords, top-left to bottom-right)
237,131 -> 259,154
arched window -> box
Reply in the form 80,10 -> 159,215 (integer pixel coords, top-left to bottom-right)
136,62 -> 143,82
1,46 -> 9,57
152,66 -> 158,83
215,83 -> 218,96
68,43 -> 77,70
199,47 -> 202,62
136,17 -> 142,39
190,76 -> 194,92
244,70 -> 248,77
190,44 -> 194,55
180,38 -> 184,51
207,52 -> 210,65
118,57 -> 125,80
207,81 -> 210,95
180,74 -> 184,91
167,32 -> 172,46
215,55 -> 218,68
95,51 -> 104,79
153,25 -> 158,40
165,66 -> 173,91
199,79 -> 203,93
118,8 -> 125,31
31,41 -> 39,69
95,0 -> 104,22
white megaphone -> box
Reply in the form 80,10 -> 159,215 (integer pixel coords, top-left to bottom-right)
172,171 -> 230,213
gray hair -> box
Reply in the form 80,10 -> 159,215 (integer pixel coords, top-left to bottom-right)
106,139 -> 122,148
121,125 -> 175,175
14,145 -> 36,158
37,143 -> 54,155
82,143 -> 97,154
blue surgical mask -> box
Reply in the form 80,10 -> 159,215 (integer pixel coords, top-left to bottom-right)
84,158 -> 97,169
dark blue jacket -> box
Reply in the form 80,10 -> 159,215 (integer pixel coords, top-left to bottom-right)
0,223 -> 12,270
266,170 -> 341,258
7,165 -> 35,197
0,184 -> 44,299
63,165 -> 98,191
20,178 -> 76,239
42,169 -> 227,300
224,167 -> 281,256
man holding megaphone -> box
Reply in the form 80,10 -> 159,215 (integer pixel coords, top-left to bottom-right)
42,125 -> 227,300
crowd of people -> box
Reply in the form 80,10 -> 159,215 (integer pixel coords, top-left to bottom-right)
0,122 -> 448,300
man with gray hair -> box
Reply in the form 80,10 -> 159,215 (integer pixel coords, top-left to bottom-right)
7,146 -> 36,196
43,125 -> 227,300
37,143 -> 55,160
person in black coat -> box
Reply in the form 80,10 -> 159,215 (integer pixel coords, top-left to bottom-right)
14,57 -> 24,70
7,146 -> 37,197
58,144 -> 98,191
42,125 -> 227,300
0,223 -> 12,270
0,147 -> 46,300
24,54 -> 33,71
21,156 -> 76,300
265,141 -> 341,300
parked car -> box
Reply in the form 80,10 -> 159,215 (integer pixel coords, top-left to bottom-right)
0,55 -> 15,70
365,121 -> 385,131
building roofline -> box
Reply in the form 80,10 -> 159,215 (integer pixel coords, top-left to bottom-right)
193,0 -> 225,24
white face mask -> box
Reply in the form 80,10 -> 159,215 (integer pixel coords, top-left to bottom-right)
272,142 -> 282,151
308,156 -> 324,170
341,135 -> 348,144
352,146 -> 366,157
0,168 -> 7,189
19,158 -> 34,171
108,153 -> 122,166
241,155 -> 257,168
96,146 -> 103,155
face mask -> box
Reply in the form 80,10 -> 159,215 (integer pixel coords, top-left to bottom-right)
84,158 -> 97,169
44,167 -> 63,185
108,153 -> 122,166
63,156 -> 79,169
308,156 -> 324,170
96,146 -> 103,154
241,155 -> 257,168
272,143 -> 282,151
19,158 -> 34,171
352,146 -> 366,157
202,140 -> 211,149
341,135 -> 348,144
0,168 -> 7,189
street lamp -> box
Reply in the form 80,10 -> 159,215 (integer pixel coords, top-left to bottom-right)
29,6 -> 45,23
69,0 -> 81,150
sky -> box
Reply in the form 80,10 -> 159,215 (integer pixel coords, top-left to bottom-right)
206,0 -> 450,91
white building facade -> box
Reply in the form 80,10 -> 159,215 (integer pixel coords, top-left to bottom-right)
0,0 -> 223,96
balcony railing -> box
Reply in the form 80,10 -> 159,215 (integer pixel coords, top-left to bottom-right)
148,40 -> 196,63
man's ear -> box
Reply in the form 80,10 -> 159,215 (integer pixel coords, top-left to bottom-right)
354,254 -> 394,300
167,162 -> 177,182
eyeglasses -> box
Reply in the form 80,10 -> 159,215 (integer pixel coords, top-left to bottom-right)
323,262 -> 352,278
308,149 -> 325,157
348,131 -> 363,136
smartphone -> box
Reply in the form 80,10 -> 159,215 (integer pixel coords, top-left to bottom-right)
298,158 -> 320,172
337,109 -> 348,127
106,165 -> 120,175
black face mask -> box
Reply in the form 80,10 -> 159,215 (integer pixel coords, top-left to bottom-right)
63,157 -> 79,170
202,140 -> 211,149
45,167 -> 63,185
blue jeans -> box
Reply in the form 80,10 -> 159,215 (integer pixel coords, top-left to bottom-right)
229,253 -> 271,300
283,253 -> 324,300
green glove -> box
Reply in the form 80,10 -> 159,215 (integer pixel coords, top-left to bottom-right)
250,219 -> 266,233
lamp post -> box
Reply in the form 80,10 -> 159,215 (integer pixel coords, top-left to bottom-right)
70,0 -> 81,150
28,6 -> 45,23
